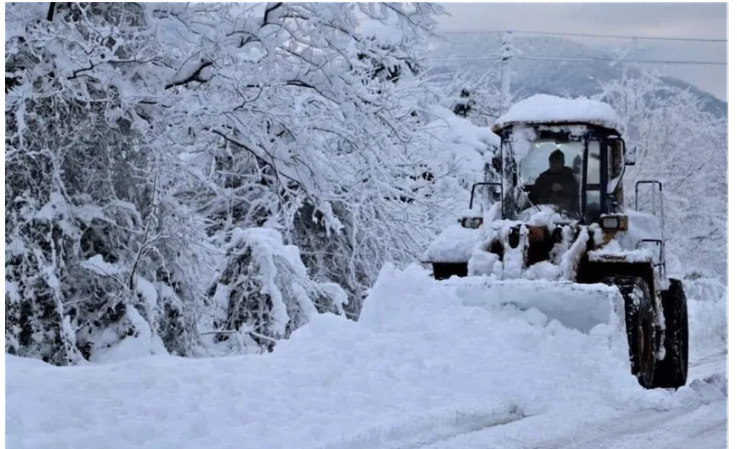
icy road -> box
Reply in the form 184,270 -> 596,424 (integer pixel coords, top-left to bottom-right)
6,265 -> 727,449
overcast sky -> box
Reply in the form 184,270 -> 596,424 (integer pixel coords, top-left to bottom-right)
436,3 -> 727,101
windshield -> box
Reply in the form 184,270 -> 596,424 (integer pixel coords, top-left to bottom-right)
517,138 -> 583,219
519,139 -> 583,186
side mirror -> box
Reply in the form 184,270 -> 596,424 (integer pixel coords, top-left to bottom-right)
625,145 -> 637,166
469,182 -> 502,209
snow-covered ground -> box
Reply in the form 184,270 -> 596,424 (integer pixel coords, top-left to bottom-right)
6,265 -> 727,449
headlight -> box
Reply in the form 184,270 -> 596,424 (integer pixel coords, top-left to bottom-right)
601,217 -> 620,230
462,217 -> 484,229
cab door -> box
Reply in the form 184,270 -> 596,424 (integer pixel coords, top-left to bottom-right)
583,139 -> 604,224
605,138 -> 626,213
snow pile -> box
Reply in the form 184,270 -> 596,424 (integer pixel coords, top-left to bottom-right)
421,203 -> 502,265
493,94 -> 624,134
589,240 -> 655,263
10,263 -> 712,449
422,224 -> 485,263
517,204 -> 570,227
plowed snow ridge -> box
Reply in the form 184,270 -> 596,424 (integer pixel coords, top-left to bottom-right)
6,264 -> 727,449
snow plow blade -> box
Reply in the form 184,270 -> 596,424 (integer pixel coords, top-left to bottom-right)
443,277 -> 624,334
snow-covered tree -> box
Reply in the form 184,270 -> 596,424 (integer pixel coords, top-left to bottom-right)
440,69 -> 504,127
150,3 -> 447,321
5,2 -> 206,364
7,2 -> 500,361
596,71 -> 727,280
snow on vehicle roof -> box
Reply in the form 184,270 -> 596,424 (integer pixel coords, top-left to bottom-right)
493,94 -> 624,134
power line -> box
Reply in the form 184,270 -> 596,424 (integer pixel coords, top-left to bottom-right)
519,55 -> 726,66
441,29 -> 727,43
428,55 -> 726,66
427,55 -> 502,62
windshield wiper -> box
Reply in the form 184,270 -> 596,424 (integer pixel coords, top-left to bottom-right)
518,185 -> 542,212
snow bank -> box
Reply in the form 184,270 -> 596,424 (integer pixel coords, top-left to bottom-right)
9,263 -> 718,449
493,94 -> 624,134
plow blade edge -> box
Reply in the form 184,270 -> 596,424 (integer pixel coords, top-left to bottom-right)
443,278 -> 625,334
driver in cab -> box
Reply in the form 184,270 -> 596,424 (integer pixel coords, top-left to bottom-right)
528,149 -> 579,214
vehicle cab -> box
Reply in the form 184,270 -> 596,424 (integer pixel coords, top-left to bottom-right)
490,95 -> 632,226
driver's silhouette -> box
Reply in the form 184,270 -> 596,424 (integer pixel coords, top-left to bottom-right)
528,150 -> 579,213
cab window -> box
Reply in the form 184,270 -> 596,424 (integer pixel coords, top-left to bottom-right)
585,140 -> 603,222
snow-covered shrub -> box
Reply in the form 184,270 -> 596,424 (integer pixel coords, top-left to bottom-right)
208,228 -> 347,353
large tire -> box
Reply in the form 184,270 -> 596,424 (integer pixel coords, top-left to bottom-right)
653,279 -> 689,389
603,276 -> 658,389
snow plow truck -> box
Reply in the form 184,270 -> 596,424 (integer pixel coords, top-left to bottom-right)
423,95 -> 688,390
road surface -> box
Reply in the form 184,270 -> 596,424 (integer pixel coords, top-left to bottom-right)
317,351 -> 727,449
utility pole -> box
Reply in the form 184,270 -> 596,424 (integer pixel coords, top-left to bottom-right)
501,30 -> 513,112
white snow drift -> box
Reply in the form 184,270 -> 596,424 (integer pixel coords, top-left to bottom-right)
6,263 -> 726,449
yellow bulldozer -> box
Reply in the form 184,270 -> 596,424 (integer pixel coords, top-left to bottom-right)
422,95 -> 688,389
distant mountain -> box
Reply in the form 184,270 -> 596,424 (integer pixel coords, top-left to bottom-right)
428,34 -> 727,118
